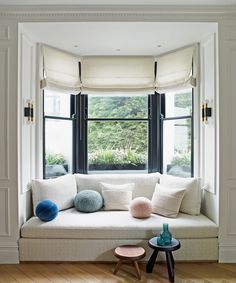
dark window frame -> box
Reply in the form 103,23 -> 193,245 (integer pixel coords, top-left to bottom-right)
42,90 -> 76,179
42,90 -> 194,177
74,93 -> 160,174
160,89 -> 194,177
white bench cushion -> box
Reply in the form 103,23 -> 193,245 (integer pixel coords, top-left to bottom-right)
21,208 -> 218,240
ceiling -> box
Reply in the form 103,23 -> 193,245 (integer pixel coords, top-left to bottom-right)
22,22 -> 217,56
1,0 -> 236,5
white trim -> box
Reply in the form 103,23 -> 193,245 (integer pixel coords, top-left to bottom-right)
0,5 -> 236,22
219,245 -> 236,263
11,7 -> 225,264
35,43 -> 44,179
0,243 -> 19,264
193,43 -> 200,178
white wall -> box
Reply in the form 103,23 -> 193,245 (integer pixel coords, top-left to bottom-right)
18,25 -> 37,225
200,28 -> 219,224
218,21 -> 236,262
0,5 -> 235,263
0,20 -> 19,263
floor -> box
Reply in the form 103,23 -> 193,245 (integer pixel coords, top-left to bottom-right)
0,262 -> 236,283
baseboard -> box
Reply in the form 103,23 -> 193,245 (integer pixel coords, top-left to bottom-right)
0,244 -> 19,264
219,245 -> 236,263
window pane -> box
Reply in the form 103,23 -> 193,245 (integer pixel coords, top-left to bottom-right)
44,89 -> 71,118
88,121 -> 148,171
45,119 -> 73,178
88,95 -> 148,119
163,118 -> 191,177
165,89 -> 192,117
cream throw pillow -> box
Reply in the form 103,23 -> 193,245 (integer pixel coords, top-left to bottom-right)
152,184 -> 186,218
31,174 -> 77,214
159,174 -> 201,215
100,182 -> 134,210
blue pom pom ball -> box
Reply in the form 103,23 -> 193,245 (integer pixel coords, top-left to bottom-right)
36,200 -> 59,222
74,190 -> 103,213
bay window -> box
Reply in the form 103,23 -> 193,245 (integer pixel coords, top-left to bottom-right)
41,45 -> 196,178
43,90 -> 193,177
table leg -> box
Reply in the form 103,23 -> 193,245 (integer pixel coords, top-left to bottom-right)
146,249 -> 158,273
166,252 -> 174,283
170,252 -> 174,269
114,259 -> 123,275
133,261 -> 141,280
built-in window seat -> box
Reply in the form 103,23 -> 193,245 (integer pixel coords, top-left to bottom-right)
19,173 -> 218,261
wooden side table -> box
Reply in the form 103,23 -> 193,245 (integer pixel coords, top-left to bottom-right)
114,245 -> 146,280
146,237 -> 180,283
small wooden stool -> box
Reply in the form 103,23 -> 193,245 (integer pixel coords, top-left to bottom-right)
146,237 -> 181,283
113,245 -> 146,280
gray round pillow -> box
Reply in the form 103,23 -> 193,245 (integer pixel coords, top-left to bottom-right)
74,190 -> 103,213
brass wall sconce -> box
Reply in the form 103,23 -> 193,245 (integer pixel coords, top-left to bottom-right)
202,100 -> 212,124
24,100 -> 34,124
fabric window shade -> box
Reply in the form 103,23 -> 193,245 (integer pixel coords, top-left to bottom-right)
81,56 -> 155,89
155,46 -> 196,92
81,88 -> 154,96
40,45 -> 81,94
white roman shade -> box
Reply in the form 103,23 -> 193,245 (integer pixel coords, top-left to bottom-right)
155,46 -> 196,92
81,56 -> 155,90
40,45 -> 81,94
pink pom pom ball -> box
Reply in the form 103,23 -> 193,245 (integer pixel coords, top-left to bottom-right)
129,197 -> 152,218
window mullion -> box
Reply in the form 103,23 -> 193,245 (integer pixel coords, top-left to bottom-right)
42,91 -> 45,179
149,93 -> 161,173
76,94 -> 88,174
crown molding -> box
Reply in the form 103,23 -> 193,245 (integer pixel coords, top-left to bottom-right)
0,5 -> 236,21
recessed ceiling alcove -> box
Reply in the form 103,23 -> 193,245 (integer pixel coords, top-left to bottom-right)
21,22 -> 217,56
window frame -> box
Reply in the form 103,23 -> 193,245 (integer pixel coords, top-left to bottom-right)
75,93 -> 160,174
42,90 -> 76,179
42,90 -> 194,177
160,89 -> 194,177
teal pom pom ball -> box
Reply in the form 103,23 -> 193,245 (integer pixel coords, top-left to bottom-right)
36,200 -> 58,222
74,190 -> 103,212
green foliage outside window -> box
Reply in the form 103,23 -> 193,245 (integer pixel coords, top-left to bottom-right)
88,149 -> 146,166
46,152 -> 66,165
175,92 -> 192,109
88,96 -> 148,167
171,151 -> 191,167
173,92 -> 192,167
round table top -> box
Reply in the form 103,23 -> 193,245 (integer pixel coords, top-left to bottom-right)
148,237 -> 181,252
114,245 -> 146,260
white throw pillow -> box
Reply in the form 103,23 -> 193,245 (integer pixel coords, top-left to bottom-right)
152,184 -> 186,218
31,174 -> 77,214
75,172 -> 160,199
159,174 -> 201,215
100,182 -> 134,210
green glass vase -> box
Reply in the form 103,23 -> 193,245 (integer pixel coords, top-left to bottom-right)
156,223 -> 172,246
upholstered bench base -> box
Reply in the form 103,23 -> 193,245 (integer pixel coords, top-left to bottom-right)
19,238 -> 218,262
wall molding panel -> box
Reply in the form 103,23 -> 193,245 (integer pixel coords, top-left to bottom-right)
225,42 -> 236,181
218,23 -> 236,262
0,25 -> 10,41
0,47 -> 9,181
0,21 -> 19,264
0,188 -> 10,236
227,188 -> 236,235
